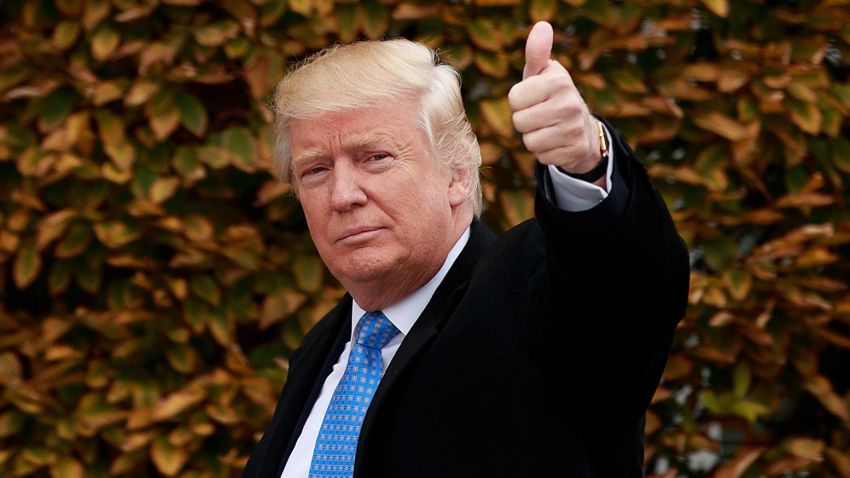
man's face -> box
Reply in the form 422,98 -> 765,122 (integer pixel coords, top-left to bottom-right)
289,97 -> 463,299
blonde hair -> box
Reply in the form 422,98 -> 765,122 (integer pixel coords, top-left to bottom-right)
271,39 -> 483,217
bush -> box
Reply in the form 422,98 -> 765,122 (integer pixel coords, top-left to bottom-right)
0,0 -> 849,476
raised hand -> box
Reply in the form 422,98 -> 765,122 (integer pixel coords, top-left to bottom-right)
508,22 -> 602,176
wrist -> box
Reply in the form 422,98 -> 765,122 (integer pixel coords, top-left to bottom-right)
557,119 -> 609,183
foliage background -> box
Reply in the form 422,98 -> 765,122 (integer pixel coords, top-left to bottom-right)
1,0 -> 850,476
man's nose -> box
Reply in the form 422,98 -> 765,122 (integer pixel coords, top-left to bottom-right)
329,163 -> 368,211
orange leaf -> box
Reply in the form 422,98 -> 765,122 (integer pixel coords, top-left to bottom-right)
152,386 -> 206,422
480,98 -> 514,138
713,447 -> 763,478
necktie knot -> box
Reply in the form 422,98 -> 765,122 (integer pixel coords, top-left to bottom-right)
355,311 -> 399,349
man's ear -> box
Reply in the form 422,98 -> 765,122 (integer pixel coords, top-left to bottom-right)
448,165 -> 474,208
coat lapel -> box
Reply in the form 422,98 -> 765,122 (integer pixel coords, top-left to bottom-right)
355,221 -> 496,472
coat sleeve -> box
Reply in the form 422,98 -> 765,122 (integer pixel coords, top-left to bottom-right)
531,118 -> 690,425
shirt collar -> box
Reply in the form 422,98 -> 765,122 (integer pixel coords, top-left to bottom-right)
351,226 -> 471,338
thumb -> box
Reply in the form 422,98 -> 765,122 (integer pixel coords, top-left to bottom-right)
523,21 -> 553,80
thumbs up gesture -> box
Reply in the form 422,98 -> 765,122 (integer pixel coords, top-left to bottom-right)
508,22 -> 602,176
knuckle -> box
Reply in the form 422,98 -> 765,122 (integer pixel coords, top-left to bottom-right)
507,86 -> 521,109
512,112 -> 526,132
522,133 -> 537,152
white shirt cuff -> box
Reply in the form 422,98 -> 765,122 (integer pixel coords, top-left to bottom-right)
546,125 -> 614,212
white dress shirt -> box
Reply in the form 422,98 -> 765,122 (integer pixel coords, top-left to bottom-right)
281,128 -> 615,477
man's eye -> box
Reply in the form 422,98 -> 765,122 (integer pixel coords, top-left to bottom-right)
303,166 -> 327,176
368,153 -> 391,161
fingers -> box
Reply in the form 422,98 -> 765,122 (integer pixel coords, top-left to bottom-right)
520,122 -> 588,156
512,93 -> 581,134
523,22 -> 554,80
508,67 -> 575,116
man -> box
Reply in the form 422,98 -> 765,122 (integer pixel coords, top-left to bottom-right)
243,22 -> 689,478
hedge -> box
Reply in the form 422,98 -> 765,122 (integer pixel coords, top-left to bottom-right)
1,0 -> 849,476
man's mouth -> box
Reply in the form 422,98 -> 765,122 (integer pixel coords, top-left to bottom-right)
337,226 -> 383,244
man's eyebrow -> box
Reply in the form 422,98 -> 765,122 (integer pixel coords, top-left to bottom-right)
291,149 -> 325,169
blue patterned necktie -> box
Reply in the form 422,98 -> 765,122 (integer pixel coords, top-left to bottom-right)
308,311 -> 400,477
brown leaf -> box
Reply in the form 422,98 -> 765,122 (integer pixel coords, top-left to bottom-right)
775,193 -> 835,209
713,447 -> 763,478
803,375 -> 850,421
692,112 -> 750,141
152,386 -> 207,422
786,437 -> 825,461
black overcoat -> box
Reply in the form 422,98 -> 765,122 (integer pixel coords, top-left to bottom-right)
242,125 -> 690,477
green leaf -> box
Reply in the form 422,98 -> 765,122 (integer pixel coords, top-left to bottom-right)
335,5 -> 358,43
151,435 -> 188,476
191,275 -> 221,306
37,87 -> 75,131
733,360 -> 751,398
51,20 -> 81,50
48,260 -> 74,294
175,92 -> 208,136
149,104 -> 181,141
833,138 -> 850,174
0,63 -> 30,94
0,411 -> 26,438
149,177 -> 180,203
93,221 -> 142,248
530,0 -> 558,22
293,255 -> 324,293
197,145 -> 230,169
49,457 -> 84,478
182,297 -> 209,334
360,2 -> 389,40
165,344 -> 197,373
193,20 -> 240,47
731,399 -> 770,422
221,127 -> 256,165
75,258 -> 103,293
90,24 -> 120,61
467,19 -> 503,51
94,110 -> 126,147
695,145 -> 729,191
702,237 -> 737,271
82,0 -> 111,30
13,239 -> 41,289
475,51 -> 509,78
723,268 -> 752,301
499,189 -> 534,227
787,98 -> 822,135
